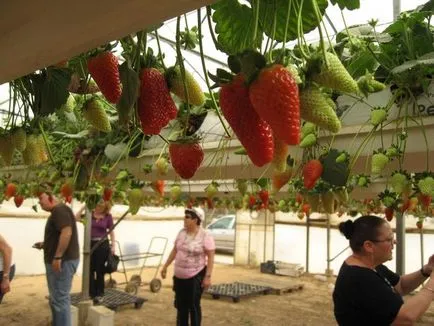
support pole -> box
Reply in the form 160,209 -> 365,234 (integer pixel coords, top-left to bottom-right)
325,214 -> 333,276
306,214 -> 310,273
81,207 -> 91,299
420,226 -> 425,269
393,0 -> 401,21
396,211 -> 406,275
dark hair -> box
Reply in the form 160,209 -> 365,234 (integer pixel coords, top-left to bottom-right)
338,215 -> 386,252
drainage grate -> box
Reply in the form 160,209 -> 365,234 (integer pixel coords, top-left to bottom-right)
205,282 -> 272,303
70,288 -> 147,311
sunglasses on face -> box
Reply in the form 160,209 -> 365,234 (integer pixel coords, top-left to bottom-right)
185,214 -> 197,220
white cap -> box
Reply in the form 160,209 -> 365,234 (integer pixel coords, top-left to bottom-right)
185,207 -> 205,222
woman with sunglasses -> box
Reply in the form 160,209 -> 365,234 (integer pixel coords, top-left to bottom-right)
333,215 -> 434,325
161,207 -> 215,326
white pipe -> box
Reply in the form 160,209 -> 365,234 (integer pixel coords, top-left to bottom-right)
393,0 -> 401,21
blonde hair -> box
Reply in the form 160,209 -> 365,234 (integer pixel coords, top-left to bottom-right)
96,200 -> 112,214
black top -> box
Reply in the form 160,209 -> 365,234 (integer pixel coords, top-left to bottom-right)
333,262 -> 403,326
43,204 -> 79,263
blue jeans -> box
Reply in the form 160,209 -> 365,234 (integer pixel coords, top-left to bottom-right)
0,264 -> 16,304
45,259 -> 79,326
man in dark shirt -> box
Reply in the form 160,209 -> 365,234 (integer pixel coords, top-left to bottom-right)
34,192 -> 79,326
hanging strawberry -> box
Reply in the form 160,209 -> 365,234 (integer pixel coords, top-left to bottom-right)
14,195 -> 24,208
103,187 -> 113,202
303,160 -> 323,190
249,64 -> 300,145
219,74 -> 274,167
166,66 -> 205,106
138,68 -> 178,135
151,180 -> 165,197
155,157 -> 169,176
4,183 -> 17,200
258,189 -> 269,209
205,182 -> 219,198
371,150 -> 389,175
169,138 -> 204,179
87,51 -> 122,104
299,86 -> 341,133
128,188 -> 144,215
170,184 -> 182,201
83,97 -> 112,132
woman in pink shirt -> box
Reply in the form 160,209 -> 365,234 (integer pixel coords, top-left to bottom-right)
161,207 -> 215,326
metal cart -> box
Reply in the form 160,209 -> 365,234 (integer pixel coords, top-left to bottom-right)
106,236 -> 168,295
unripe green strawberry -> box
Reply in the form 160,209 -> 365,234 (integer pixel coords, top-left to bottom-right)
382,196 -> 395,208
128,188 -> 144,215
311,52 -> 359,94
61,94 -> 76,112
390,172 -> 409,194
301,122 -> 317,139
166,66 -> 205,106
300,86 -> 341,133
0,135 -> 15,166
36,134 -> 49,163
335,152 -> 347,163
300,133 -> 317,148
286,64 -> 302,84
321,191 -> 336,214
236,179 -> 248,195
22,135 -> 41,166
83,97 -> 112,132
386,146 -> 400,158
358,73 -> 386,96
155,157 -> 169,176
371,152 -> 389,175
370,108 -> 387,126
357,176 -> 369,187
10,128 -> 27,152
170,184 -> 182,201
418,177 -> 434,196
205,182 -> 219,198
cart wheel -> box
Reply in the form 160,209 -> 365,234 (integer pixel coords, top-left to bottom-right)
150,278 -> 162,293
232,297 -> 240,303
134,301 -> 144,309
212,294 -> 220,300
105,278 -> 117,289
130,274 -> 142,286
125,282 -> 138,295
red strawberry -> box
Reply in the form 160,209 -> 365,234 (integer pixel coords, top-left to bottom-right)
14,195 -> 24,208
5,183 -> 17,199
169,139 -> 204,179
301,203 -> 311,216
103,188 -> 113,202
248,194 -> 256,209
206,197 -> 214,209
138,68 -> 178,135
385,207 -> 394,221
65,195 -> 73,204
219,74 -> 274,167
296,193 -> 304,204
60,182 -> 73,199
151,180 -> 165,197
419,194 -> 432,209
258,190 -> 269,208
303,160 -> 323,190
271,170 -> 292,193
87,51 -> 121,104
249,64 -> 300,145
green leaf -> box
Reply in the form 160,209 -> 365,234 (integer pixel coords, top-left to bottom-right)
330,0 -> 360,10
40,68 -> 71,116
391,52 -> 434,74
212,0 -> 263,55
259,0 -> 328,42
346,50 -> 378,78
320,149 -> 349,187
117,62 -> 139,121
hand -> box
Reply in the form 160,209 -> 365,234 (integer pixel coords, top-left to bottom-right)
32,242 -> 43,250
160,266 -> 167,279
202,276 -> 211,290
1,278 -> 10,294
52,259 -> 62,273
424,254 -> 434,275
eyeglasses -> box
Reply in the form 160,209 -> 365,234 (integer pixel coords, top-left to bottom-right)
185,214 -> 196,220
371,237 -> 395,244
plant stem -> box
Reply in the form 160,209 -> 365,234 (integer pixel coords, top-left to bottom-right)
176,16 -> 190,137
154,30 -> 167,70
197,9 -> 230,137
252,0 -> 260,44
282,0 -> 292,53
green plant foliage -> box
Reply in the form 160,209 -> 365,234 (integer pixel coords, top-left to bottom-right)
259,0 -> 328,42
212,0 -> 263,55
330,0 -> 360,10
40,68 -> 71,116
